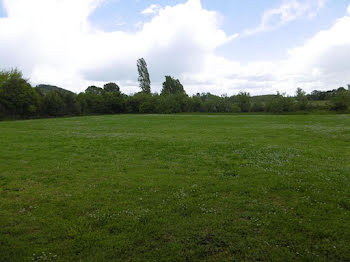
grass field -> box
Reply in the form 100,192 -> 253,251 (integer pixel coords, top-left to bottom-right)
0,114 -> 350,261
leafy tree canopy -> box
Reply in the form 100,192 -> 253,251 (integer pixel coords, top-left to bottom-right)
296,88 -> 308,110
0,69 -> 40,117
103,82 -> 120,93
85,86 -> 104,95
161,76 -> 186,96
236,92 -> 251,112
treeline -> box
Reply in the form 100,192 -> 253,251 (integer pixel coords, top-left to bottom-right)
1,67 -> 350,119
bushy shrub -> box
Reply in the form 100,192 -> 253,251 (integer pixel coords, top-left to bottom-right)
331,90 -> 350,111
0,69 -> 40,117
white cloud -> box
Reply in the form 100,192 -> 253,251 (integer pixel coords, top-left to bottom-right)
180,2 -> 350,95
69,0 -> 236,92
175,0 -> 350,95
0,0 -> 349,95
243,0 -> 326,36
116,22 -> 126,26
347,4 -> 350,15
141,4 -> 161,15
283,12 -> 350,90
0,0 -> 104,90
0,0 -> 236,94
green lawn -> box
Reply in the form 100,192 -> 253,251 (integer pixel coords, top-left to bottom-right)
0,114 -> 349,261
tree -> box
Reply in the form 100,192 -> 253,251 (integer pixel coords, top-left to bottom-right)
42,91 -> 65,116
308,90 -> 326,101
85,86 -> 104,95
156,94 -> 183,113
332,89 -> 350,111
81,92 -> 105,113
251,101 -> 264,112
0,69 -> 12,86
236,92 -> 251,112
103,92 -> 126,114
296,88 -> 308,110
63,92 -> 81,115
103,82 -> 120,93
265,92 -> 296,113
137,58 -> 151,94
189,95 -> 202,112
161,76 -> 186,96
0,69 -> 40,117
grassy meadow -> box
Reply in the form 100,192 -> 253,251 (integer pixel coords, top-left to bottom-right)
0,114 -> 349,261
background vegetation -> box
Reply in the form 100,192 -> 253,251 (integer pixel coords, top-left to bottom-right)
1,65 -> 349,120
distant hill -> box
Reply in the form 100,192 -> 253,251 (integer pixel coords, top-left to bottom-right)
35,84 -> 74,95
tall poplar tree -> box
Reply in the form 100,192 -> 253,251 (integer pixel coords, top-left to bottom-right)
137,58 -> 151,94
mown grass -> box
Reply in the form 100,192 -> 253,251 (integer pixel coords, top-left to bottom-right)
0,114 -> 349,261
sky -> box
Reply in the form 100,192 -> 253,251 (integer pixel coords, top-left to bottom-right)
0,0 -> 350,95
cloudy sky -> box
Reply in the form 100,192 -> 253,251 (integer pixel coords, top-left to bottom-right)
0,0 -> 350,95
